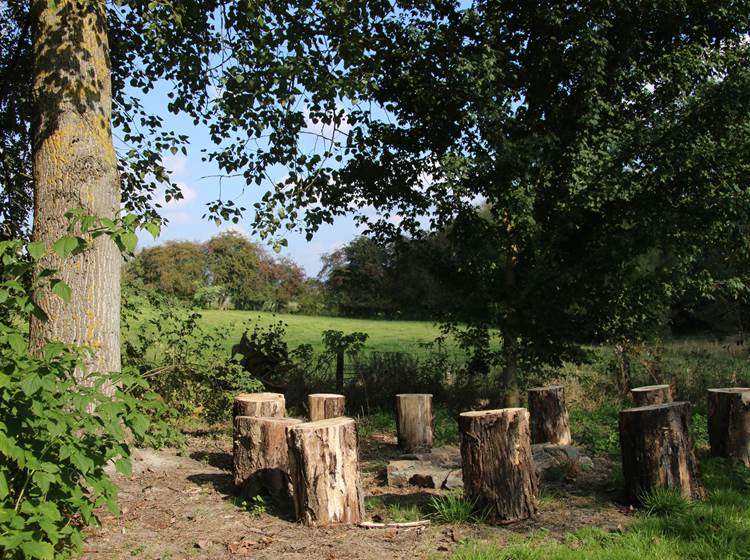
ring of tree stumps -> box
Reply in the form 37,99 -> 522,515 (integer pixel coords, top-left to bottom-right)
230,383 -> 748,527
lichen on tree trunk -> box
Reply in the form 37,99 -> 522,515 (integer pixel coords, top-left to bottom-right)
29,0 -> 120,385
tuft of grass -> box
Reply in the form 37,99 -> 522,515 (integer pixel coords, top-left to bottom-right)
386,502 -> 423,522
427,491 -> 487,524
639,487 -> 690,517
364,495 -> 385,510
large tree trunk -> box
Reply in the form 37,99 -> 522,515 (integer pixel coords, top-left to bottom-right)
395,393 -> 433,453
30,0 -> 120,383
287,417 -> 364,526
708,388 -> 750,467
528,385 -> 572,445
459,408 -> 538,523
619,402 -> 705,503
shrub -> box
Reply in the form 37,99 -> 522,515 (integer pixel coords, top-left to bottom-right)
121,288 -> 263,420
0,238 -> 170,559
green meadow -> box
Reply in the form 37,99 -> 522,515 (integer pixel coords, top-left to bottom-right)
197,310 -> 457,355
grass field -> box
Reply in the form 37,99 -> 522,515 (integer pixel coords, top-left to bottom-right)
197,310 -> 456,355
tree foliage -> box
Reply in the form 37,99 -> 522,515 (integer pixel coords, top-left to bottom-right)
317,1 -> 750,403
128,232 -> 316,310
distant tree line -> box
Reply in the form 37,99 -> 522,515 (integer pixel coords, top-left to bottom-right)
320,230 -> 750,343
125,231 -> 323,313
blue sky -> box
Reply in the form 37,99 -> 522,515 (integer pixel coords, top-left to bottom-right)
119,81 -> 362,277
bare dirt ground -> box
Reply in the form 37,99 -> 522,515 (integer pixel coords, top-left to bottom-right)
80,424 -> 632,560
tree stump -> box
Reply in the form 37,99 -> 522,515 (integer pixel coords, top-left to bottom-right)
233,392 -> 286,418
233,416 -> 302,499
395,394 -> 433,453
528,385 -> 572,445
708,388 -> 750,467
308,393 -> 346,422
287,417 -> 364,526
459,408 -> 538,523
631,384 -> 673,407
619,402 -> 705,503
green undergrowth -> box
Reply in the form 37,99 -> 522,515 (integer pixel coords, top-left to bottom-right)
445,456 -> 750,560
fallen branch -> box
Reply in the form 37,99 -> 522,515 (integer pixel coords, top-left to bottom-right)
359,520 -> 431,529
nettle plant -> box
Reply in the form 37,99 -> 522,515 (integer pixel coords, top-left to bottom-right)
0,231 -> 169,558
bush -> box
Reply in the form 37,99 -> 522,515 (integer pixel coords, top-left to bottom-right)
121,287 -> 263,421
0,239 -> 170,559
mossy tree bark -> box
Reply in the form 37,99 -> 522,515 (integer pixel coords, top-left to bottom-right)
30,0 -> 120,384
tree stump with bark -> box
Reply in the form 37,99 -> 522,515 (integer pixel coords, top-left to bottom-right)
395,394 -> 433,453
708,388 -> 750,468
528,385 -> 572,445
308,393 -> 345,422
233,392 -> 286,418
459,408 -> 538,523
233,416 -> 303,499
287,417 -> 364,526
619,402 -> 705,503
631,384 -> 673,407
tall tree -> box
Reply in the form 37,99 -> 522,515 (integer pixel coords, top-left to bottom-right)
205,231 -> 269,309
1,0 -> 390,374
275,1 -> 750,404
30,0 -> 121,377
136,240 -> 206,299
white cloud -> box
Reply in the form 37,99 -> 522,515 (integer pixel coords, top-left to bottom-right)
163,211 -> 192,224
162,153 -> 188,177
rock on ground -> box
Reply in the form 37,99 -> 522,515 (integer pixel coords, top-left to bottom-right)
386,444 -> 592,489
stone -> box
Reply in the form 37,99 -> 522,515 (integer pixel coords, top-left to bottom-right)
388,444 -> 592,489
387,460 -> 462,489
531,443 -> 592,477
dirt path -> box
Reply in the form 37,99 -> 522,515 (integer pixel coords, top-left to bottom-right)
80,426 -> 632,560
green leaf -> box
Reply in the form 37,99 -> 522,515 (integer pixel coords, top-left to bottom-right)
19,372 -> 43,396
21,540 -> 54,560
0,471 -> 8,499
121,232 -> 138,253
7,333 -> 26,354
115,458 -> 132,477
51,280 -> 71,304
52,236 -> 79,258
144,222 -> 161,239
27,241 -> 45,260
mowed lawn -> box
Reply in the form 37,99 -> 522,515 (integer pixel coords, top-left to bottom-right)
198,310 -> 454,355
